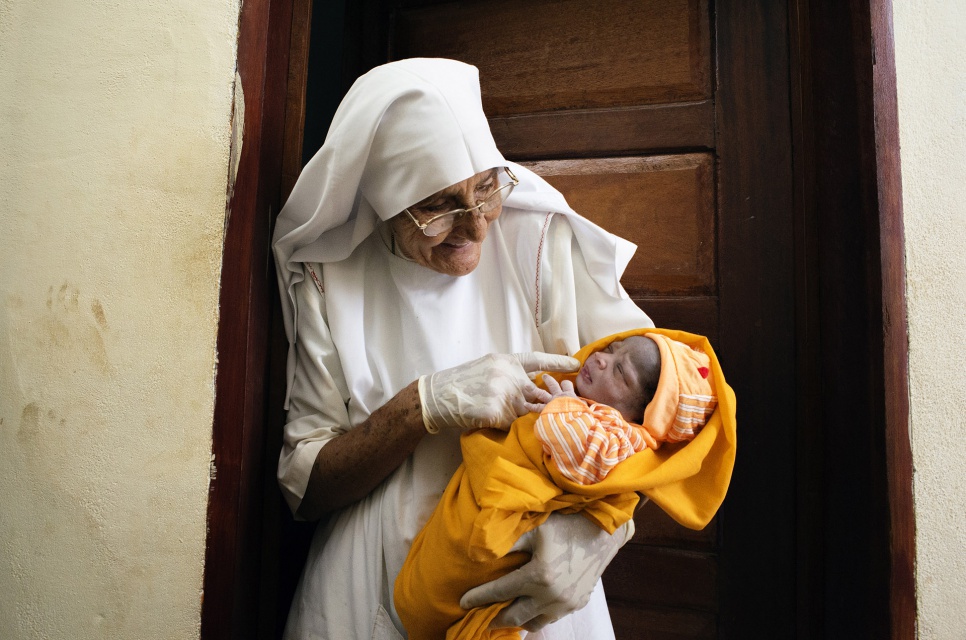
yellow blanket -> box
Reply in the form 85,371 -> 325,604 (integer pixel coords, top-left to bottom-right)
394,328 -> 737,639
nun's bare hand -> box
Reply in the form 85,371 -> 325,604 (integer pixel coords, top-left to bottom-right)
418,352 -> 578,433
459,512 -> 634,632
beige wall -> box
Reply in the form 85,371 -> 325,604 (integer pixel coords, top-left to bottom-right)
0,1 -> 240,638
894,0 -> 966,637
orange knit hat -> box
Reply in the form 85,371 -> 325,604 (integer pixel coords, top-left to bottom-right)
642,333 -> 718,444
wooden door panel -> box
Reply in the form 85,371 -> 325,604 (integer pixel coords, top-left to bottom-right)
393,0 -> 711,115
632,500 -> 716,550
491,102 -> 715,161
604,545 -> 718,612
522,155 -> 716,296
607,605 -> 716,640
635,297 -> 718,345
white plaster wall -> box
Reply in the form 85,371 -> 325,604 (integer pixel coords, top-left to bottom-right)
0,1 -> 240,638
894,1 -> 966,638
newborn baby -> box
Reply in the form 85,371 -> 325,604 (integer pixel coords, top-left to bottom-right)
534,333 -> 712,487
395,328 -> 731,640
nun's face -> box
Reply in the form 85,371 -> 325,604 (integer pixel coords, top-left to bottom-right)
390,168 -> 503,276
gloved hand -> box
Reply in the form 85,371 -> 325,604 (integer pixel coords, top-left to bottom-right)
418,352 -> 579,433
459,512 -> 635,631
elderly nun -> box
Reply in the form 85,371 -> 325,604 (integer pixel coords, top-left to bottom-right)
273,58 -> 653,639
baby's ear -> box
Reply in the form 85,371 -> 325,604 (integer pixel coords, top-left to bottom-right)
628,383 -> 657,424
635,337 -> 662,388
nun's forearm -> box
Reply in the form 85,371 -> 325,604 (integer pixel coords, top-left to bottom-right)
297,381 -> 426,520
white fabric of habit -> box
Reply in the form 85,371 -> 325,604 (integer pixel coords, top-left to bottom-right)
273,58 -> 653,640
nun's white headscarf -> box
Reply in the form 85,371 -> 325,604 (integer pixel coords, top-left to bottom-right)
273,58 -> 636,400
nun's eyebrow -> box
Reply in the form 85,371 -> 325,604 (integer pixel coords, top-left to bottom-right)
416,169 -> 500,206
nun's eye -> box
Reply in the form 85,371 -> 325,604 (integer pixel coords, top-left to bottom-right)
419,201 -> 450,214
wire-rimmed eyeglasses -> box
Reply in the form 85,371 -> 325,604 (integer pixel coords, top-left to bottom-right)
404,167 -> 519,237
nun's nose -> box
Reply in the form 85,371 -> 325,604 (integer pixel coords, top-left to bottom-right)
456,209 -> 488,241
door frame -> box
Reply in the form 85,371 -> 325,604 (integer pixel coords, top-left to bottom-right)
785,1 -> 914,636
200,0 -> 294,637
200,0 -> 914,637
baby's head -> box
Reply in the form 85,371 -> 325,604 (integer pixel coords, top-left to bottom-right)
574,336 -> 661,423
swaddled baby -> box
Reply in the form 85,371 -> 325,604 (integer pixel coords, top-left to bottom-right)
395,328 -> 733,640
533,332 -> 714,487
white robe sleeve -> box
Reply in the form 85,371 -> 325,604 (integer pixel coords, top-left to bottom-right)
539,215 -> 653,355
277,265 -> 353,516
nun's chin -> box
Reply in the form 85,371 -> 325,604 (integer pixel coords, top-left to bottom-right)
422,241 -> 483,277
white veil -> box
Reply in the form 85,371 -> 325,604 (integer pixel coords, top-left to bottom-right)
272,58 -> 637,403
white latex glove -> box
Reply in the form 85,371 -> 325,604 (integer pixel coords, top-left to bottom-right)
418,352 -> 580,433
460,512 -> 635,632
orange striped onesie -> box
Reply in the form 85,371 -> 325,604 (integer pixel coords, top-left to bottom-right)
536,391 -> 716,486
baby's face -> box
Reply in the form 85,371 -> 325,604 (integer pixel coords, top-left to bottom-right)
575,336 -> 659,421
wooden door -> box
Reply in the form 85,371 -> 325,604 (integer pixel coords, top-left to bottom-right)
377,1 -> 789,637
230,1 -> 911,639
278,0 -> 793,637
